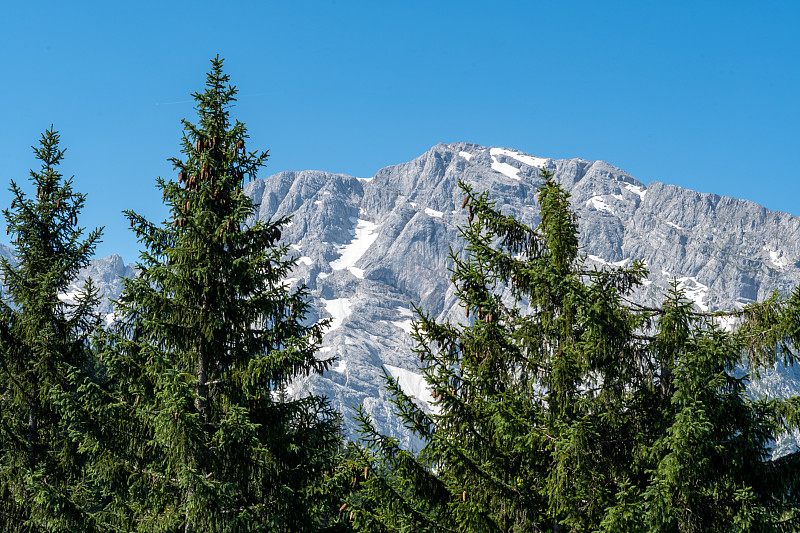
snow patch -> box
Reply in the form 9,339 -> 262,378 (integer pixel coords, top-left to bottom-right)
317,272 -> 330,280
764,246 -> 788,271
281,277 -> 299,288
490,157 -> 521,180
105,313 -> 116,326
625,184 -> 646,200
391,319 -> 413,335
332,358 -> 347,373
612,193 -> 624,200
587,255 -> 631,268
330,218 -> 380,279
296,256 -> 313,266
290,244 -> 302,251
357,176 -> 374,183
321,298 -> 352,332
459,151 -> 473,161
384,364 -> 435,405
424,207 -> 444,218
586,196 -> 615,215
665,221 -> 683,230
490,147 -> 548,168
676,276 -> 710,312
57,289 -> 80,302
396,306 -> 414,317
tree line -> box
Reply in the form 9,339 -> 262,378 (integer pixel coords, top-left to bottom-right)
2,57 -> 800,532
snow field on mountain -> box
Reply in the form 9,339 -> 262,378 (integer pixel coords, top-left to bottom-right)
390,306 -> 415,334
665,220 -> 683,230
384,364 -> 435,406
321,297 -> 352,332
586,196 -> 615,215
764,245 -> 788,271
587,255 -> 631,268
662,270 -> 710,312
677,277 -> 710,312
490,158 -> 521,180
330,217 -> 380,279
57,289 -> 81,302
625,184 -> 647,199
490,147 -> 548,168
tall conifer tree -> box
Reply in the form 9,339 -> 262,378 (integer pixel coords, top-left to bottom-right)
0,129 -> 104,532
98,57 -> 341,532
347,171 -> 800,532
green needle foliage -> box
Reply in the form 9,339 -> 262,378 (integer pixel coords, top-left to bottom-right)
97,57 -> 342,532
0,129 -> 104,532
348,170 -> 800,532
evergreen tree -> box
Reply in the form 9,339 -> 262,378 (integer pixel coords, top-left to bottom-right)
347,171 -> 800,532
0,128 -> 104,532
97,57 -> 342,532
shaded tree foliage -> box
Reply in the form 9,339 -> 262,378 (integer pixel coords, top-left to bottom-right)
346,170 -> 800,532
94,58 -> 343,532
0,129 -> 104,532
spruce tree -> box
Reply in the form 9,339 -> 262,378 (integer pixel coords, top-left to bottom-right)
347,171 -> 800,532
98,57 -> 342,532
0,128 -> 104,532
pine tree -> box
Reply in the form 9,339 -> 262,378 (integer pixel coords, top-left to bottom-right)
347,171 -> 800,532
97,57 -> 342,532
0,128 -> 104,532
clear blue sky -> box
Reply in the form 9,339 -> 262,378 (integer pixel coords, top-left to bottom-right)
2,1 -> 798,261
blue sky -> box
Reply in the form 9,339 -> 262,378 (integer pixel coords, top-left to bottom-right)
2,1 -> 798,261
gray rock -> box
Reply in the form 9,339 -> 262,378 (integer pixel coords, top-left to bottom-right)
245,142 -> 800,451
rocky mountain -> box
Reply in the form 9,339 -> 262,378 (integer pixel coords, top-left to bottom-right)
4,142 -> 800,453
0,247 -> 137,325
243,142 -> 800,453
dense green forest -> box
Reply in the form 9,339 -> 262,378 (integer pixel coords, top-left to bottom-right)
2,58 -> 800,532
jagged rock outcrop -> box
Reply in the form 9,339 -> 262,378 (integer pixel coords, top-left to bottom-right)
242,142 -> 800,449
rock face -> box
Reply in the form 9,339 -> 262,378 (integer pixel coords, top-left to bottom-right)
5,142 -> 800,451
244,143 -> 800,450
0,247 -> 137,324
